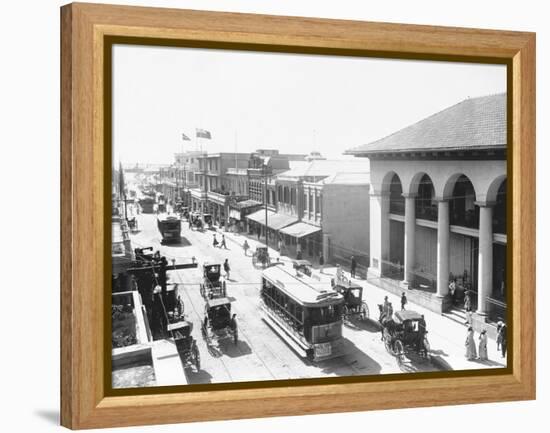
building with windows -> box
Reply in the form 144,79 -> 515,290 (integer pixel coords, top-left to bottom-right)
246,159 -> 370,261
347,93 -> 507,324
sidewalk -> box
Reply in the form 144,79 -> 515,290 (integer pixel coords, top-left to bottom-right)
218,227 -> 507,372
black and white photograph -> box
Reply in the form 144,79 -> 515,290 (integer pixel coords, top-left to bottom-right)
110,44 -> 508,389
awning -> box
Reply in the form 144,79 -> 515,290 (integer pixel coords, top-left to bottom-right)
246,209 -> 275,224
267,213 -> 297,230
279,222 -> 321,238
245,209 -> 297,230
231,199 -> 262,210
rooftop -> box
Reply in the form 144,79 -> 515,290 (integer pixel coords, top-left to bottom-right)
278,159 -> 369,179
346,93 -> 506,155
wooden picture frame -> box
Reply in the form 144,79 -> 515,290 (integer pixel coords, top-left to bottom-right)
60,2 -> 535,429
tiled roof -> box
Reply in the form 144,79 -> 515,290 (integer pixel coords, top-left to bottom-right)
347,93 -> 506,155
322,171 -> 370,185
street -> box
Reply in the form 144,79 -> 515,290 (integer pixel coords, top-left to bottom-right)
129,212 -> 443,385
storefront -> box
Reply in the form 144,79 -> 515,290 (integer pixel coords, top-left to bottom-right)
279,221 -> 322,259
227,199 -> 262,233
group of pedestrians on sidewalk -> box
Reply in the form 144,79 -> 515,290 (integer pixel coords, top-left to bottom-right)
465,321 -> 507,362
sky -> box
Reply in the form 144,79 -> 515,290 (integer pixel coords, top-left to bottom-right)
112,44 -> 506,165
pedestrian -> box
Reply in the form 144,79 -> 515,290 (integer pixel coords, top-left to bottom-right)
449,279 -> 457,305
243,240 -> 250,256
223,258 -> 231,280
464,290 -> 472,312
418,314 -> 427,355
319,252 -> 325,273
499,322 -> 508,358
350,255 -> 357,278
387,302 -> 394,319
383,295 -> 390,316
212,234 -> 219,248
296,243 -> 302,260
478,329 -> 488,361
465,326 -> 477,360
221,234 -> 228,249
401,292 -> 408,310
336,264 -> 343,284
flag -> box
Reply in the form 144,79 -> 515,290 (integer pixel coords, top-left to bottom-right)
181,133 -> 191,141
196,128 -> 212,139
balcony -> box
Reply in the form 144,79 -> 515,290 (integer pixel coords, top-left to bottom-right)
208,189 -> 230,205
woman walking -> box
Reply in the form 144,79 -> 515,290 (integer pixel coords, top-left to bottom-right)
465,326 -> 477,360
478,329 -> 488,361
243,240 -> 250,256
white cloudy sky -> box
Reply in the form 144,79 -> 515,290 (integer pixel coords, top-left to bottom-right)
113,44 -> 506,164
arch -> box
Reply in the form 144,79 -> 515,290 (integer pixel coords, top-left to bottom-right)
414,173 -> 437,221
448,174 -> 478,228
491,177 -> 507,234
388,173 -> 405,216
442,173 -> 478,201
380,170 -> 402,194
485,174 -> 507,204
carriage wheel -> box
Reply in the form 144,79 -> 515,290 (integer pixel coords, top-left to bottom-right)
200,283 -> 205,298
393,339 -> 405,364
342,305 -> 350,319
360,302 -> 370,321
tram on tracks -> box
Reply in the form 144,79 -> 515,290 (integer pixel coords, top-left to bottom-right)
260,266 -> 346,362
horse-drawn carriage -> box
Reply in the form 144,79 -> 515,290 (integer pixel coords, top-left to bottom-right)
168,320 -> 200,370
126,216 -> 138,232
199,263 -> 227,300
333,277 -> 369,321
292,259 -> 313,277
201,297 -> 238,345
252,246 -> 271,267
379,309 -> 430,364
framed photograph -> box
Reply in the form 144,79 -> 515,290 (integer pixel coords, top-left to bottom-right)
60,3 -> 535,429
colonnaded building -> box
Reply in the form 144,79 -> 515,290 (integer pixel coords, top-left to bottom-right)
348,93 -> 507,328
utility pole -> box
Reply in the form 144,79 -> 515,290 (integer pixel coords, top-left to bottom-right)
264,163 -> 268,248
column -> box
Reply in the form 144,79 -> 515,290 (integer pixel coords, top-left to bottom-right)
477,204 -> 493,316
368,191 -> 389,278
403,194 -> 416,287
436,199 -> 450,297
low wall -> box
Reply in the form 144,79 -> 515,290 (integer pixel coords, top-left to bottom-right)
112,344 -> 153,370
367,271 -> 451,314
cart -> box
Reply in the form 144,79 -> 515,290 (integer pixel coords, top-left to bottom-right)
252,246 -> 271,268
292,260 -> 313,277
333,278 -> 369,322
201,297 -> 238,345
168,321 -> 200,370
199,263 -> 227,300
381,310 -> 430,364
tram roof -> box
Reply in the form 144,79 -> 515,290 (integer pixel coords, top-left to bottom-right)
262,266 -> 343,307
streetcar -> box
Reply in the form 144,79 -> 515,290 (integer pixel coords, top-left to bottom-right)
139,196 -> 155,214
260,265 -> 346,362
157,213 -> 181,243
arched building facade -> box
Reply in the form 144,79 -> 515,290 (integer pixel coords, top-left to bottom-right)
347,93 -> 507,324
